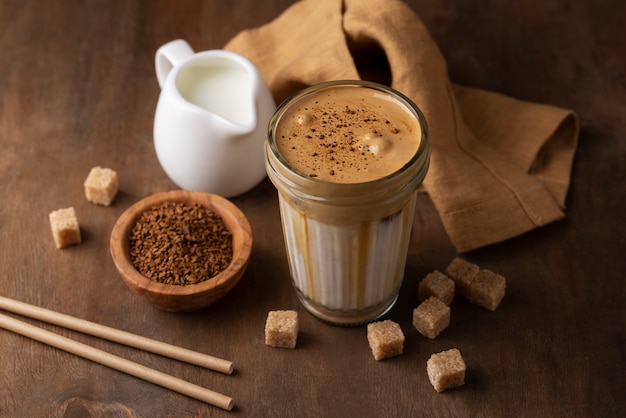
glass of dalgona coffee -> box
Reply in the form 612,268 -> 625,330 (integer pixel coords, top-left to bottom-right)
265,80 -> 430,326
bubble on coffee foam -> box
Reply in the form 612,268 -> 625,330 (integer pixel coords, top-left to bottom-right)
295,113 -> 315,126
357,132 -> 392,156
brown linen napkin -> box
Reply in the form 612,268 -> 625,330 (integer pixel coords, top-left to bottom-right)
225,0 -> 579,252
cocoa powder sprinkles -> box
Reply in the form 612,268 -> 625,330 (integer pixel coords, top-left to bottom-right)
129,202 -> 233,285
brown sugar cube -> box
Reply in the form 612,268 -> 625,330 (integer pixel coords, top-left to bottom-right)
367,320 -> 405,361
265,310 -> 298,349
427,348 -> 466,392
49,207 -> 81,249
412,297 -> 450,339
444,257 -> 479,298
84,166 -> 118,206
467,269 -> 506,311
418,270 -> 455,305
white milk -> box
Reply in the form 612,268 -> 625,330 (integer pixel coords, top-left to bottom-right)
279,192 -> 417,323
177,65 -> 253,126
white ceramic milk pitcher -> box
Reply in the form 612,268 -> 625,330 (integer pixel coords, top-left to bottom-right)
153,39 -> 276,197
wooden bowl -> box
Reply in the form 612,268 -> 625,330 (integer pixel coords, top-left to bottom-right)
110,190 -> 253,312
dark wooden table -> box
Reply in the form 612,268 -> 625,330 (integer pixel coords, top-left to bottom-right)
1,1 -> 624,417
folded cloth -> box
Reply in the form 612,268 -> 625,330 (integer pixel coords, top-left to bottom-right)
225,0 -> 579,252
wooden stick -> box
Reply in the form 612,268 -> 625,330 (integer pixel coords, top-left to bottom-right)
0,295 -> 233,374
0,312 -> 233,411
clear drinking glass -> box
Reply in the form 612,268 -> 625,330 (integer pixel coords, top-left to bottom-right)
265,80 -> 430,326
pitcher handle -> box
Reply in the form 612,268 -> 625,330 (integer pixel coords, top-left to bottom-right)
155,39 -> 195,88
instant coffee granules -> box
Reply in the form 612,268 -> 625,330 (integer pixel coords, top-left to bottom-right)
129,201 -> 233,285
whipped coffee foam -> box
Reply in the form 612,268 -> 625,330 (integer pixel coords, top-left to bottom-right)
274,86 -> 422,183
